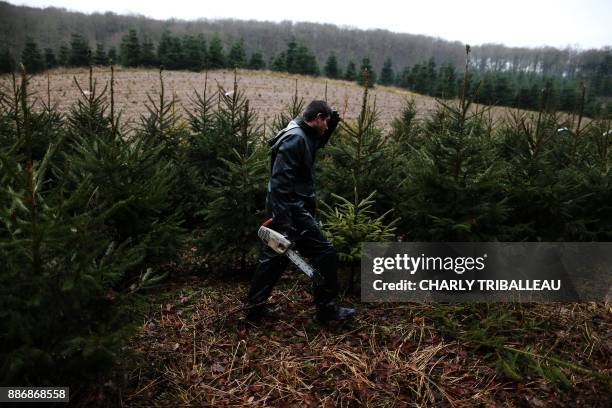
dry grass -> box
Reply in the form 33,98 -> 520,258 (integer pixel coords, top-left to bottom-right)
92,270 -> 611,408
4,67 -> 525,131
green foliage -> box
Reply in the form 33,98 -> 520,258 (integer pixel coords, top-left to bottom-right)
107,46 -> 117,65
157,31 -> 183,70
320,192 -> 397,263
120,29 -> 141,67
325,52 -> 340,79
319,83 -> 391,211
186,73 -> 268,271
21,37 -> 44,73
69,33 -> 91,67
270,38 -> 319,76
93,43 -> 107,66
424,303 -> 580,390
140,37 -> 157,67
344,60 -> 357,81
207,34 -> 225,69
182,35 -> 204,71
0,48 -> 16,73
358,57 -> 376,87
68,68 -> 186,272
227,39 -> 247,69
379,57 -> 394,86
248,52 -> 265,70
58,44 -> 69,66
0,67 -> 136,388
43,48 -> 57,69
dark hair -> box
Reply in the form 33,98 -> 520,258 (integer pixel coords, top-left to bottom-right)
303,100 -> 332,121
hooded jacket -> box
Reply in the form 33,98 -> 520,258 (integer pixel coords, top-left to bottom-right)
266,116 -> 331,226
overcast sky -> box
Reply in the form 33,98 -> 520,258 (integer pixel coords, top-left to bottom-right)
8,0 -> 612,49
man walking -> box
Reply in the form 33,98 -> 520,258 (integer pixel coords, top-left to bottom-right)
245,100 -> 355,323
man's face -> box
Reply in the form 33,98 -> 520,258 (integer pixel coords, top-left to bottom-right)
312,113 -> 329,136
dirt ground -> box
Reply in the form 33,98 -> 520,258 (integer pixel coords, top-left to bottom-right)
6,67 -> 518,132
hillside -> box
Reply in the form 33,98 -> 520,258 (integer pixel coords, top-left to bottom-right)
14,67 -> 525,130
1,0 -> 609,76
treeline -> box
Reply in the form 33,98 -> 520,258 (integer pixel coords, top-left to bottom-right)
1,0 -> 610,78
5,30 -> 611,117
379,56 -> 610,116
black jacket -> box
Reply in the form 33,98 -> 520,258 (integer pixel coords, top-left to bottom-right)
266,116 -> 331,226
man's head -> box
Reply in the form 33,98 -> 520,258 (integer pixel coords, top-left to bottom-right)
303,100 -> 333,136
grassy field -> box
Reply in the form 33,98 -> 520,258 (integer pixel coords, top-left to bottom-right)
11,67 -> 523,131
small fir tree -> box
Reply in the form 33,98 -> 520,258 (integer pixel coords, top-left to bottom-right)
227,39 -> 247,68
325,52 -> 340,79
344,60 -> 357,81
69,33 -> 91,67
358,57 -> 376,87
120,29 -> 141,67
379,57 -> 394,86
21,37 -> 44,73
248,52 -> 265,70
94,43 -> 107,66
208,33 -> 225,69
43,48 -> 57,69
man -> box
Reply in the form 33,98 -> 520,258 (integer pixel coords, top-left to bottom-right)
245,100 -> 356,323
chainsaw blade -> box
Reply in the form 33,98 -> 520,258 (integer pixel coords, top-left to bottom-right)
286,249 -> 315,278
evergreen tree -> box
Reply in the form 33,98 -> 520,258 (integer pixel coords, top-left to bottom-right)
157,31 -> 183,70
140,37 -> 156,67
358,57 -> 376,87
0,48 -> 15,73
94,43 -> 107,66
208,33 -> 225,69
69,33 -> 91,67
44,48 -> 57,69
379,57 -> 394,85
194,34 -> 208,69
399,47 -> 508,240
319,83 -> 397,288
0,66 -> 136,388
344,60 -> 357,81
294,44 -> 319,75
271,52 -> 286,71
248,52 -> 265,70
559,85 -> 579,112
107,46 -> 117,65
120,29 -> 141,67
182,35 -> 203,71
397,66 -> 412,88
199,76 -> 267,272
58,44 -> 69,66
21,36 -> 44,73
325,52 -> 340,79
227,39 -> 246,68
285,37 -> 298,73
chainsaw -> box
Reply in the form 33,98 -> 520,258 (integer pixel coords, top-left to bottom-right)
257,218 -> 316,278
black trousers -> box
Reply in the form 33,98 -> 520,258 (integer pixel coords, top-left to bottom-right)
246,202 -> 338,311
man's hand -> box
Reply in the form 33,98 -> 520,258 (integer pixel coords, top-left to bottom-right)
328,110 -> 341,135
272,222 -> 293,238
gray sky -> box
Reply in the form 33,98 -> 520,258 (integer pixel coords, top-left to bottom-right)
8,0 -> 612,49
